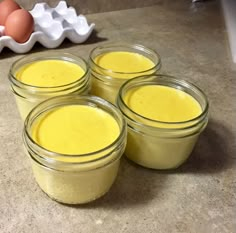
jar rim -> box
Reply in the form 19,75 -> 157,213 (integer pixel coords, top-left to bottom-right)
117,74 -> 209,130
89,43 -> 161,76
9,51 -> 89,90
24,95 -> 127,164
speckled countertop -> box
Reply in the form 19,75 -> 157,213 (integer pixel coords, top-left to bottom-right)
0,1 -> 235,233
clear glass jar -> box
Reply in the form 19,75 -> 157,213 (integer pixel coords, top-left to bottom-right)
117,75 -> 209,170
23,95 -> 127,204
9,52 -> 90,120
89,43 -> 161,104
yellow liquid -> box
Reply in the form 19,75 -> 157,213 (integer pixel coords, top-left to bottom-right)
16,60 -> 85,87
91,51 -> 156,103
124,85 -> 202,124
94,51 -> 155,77
32,105 -> 120,160
123,85 -> 205,169
29,105 -> 123,204
13,60 -> 88,120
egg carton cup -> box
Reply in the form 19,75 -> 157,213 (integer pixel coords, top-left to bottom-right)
0,1 -> 95,53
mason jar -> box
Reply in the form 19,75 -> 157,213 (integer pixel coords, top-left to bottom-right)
9,52 -> 90,120
23,95 -> 127,204
89,43 -> 161,104
117,74 -> 209,170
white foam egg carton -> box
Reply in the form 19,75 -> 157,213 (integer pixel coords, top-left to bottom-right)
0,1 -> 95,53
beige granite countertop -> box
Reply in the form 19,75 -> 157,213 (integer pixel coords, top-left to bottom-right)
0,1 -> 235,232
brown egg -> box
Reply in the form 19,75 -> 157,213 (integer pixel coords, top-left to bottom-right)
0,0 -> 21,25
5,9 -> 34,43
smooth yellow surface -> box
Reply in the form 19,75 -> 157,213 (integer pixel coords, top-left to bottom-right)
13,60 -> 88,120
94,51 -> 155,77
16,60 -> 85,87
124,85 -> 202,123
91,51 -> 156,104
32,105 -> 120,159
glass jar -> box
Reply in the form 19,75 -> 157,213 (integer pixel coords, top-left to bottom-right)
89,43 -> 161,104
117,75 -> 209,170
9,52 -> 90,120
23,95 -> 127,204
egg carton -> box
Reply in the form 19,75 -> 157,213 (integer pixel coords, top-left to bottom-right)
0,1 -> 95,53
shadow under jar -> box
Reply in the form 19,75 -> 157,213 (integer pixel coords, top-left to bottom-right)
23,95 -> 127,204
9,52 -> 90,120
89,43 -> 161,104
117,75 -> 209,170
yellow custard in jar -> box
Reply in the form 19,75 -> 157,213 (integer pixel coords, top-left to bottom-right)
94,51 -> 155,78
16,60 -> 85,87
124,85 -> 202,126
9,53 -> 89,120
117,75 -> 209,169
32,105 -> 119,157
23,95 -> 126,204
89,44 -> 161,103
